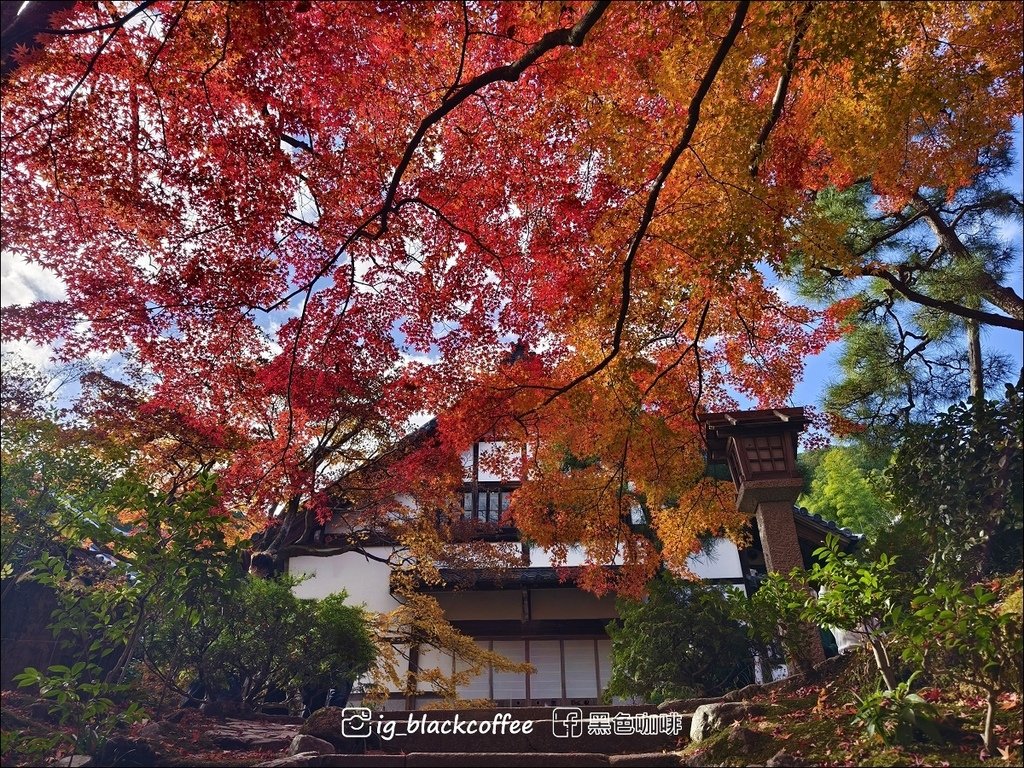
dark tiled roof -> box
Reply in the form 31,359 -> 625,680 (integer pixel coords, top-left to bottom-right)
793,505 -> 861,544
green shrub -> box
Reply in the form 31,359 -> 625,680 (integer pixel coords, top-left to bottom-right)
727,572 -> 817,679
805,536 -> 907,690
903,579 -> 1023,753
146,575 -> 376,710
606,572 -> 753,704
852,672 -> 941,746
13,662 -> 144,756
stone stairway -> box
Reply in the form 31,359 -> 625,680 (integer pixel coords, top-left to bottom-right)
262,752 -> 685,767
257,705 -> 693,766
364,705 -> 689,755
257,677 -> 809,767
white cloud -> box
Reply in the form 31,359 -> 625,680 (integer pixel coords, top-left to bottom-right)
1,251 -> 66,307
2,338 -> 53,370
1,252 -> 65,373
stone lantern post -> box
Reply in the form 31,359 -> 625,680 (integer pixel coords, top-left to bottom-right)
698,407 -> 825,668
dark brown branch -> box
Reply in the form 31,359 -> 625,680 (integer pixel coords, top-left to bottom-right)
281,133 -> 315,154
281,544 -> 396,562
817,262 -> 1024,331
912,193 -> 1024,322
259,1 -> 609,315
874,268 -> 1023,331
378,0 -> 612,235
5,2 -> 160,136
641,300 -> 711,400
540,1 -> 750,407
442,0 -> 472,102
749,1 -> 815,178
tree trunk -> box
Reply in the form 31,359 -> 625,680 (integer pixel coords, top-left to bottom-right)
967,319 -> 984,401
105,579 -> 161,685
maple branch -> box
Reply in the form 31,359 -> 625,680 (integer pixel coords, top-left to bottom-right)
734,306 -> 775,377
281,133 -> 315,154
397,196 -> 510,280
5,1 -> 159,136
540,0 -> 750,407
749,1 -> 815,178
144,1 -> 188,80
262,4 -> 616,462
261,4 -> 609,316
441,0 -> 472,102
201,9 -> 232,78
641,300 -> 711,400
280,544 -> 395,562
378,0 -> 612,235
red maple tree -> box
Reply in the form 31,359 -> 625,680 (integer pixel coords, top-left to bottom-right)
2,1 -> 1020,594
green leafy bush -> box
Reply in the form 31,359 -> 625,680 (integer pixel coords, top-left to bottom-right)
852,672 -> 941,746
211,578 -> 376,707
607,572 -> 753,703
805,536 -> 908,690
13,662 -> 144,756
903,579 -> 1023,753
727,572 -> 818,679
145,575 -> 376,710
886,378 -> 1023,581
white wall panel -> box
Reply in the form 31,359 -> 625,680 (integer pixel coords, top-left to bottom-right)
477,441 -> 519,481
491,640 -> 527,699
529,545 -> 589,567
417,646 -> 454,692
288,547 -> 399,612
686,539 -> 743,580
563,639 -> 598,698
528,640 -> 563,699
596,638 -> 612,692
455,640 -> 492,700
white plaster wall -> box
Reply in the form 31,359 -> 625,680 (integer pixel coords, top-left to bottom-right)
685,538 -> 743,580
462,441 -> 521,482
417,646 -> 455,692
491,640 -> 527,698
478,441 -> 517,481
435,540 -> 523,569
288,546 -> 400,612
455,640 -> 492,699
528,545 -> 590,567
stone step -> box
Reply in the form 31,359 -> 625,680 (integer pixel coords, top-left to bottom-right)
263,753 -> 684,767
358,707 -> 689,755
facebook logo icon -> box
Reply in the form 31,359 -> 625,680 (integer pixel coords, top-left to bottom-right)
551,707 -> 584,738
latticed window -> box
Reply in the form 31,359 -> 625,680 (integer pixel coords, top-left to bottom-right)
462,483 -> 515,524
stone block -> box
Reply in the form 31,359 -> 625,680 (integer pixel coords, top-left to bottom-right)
608,753 -> 682,766
688,703 -> 763,743
405,753 -> 609,767
291,734 -> 336,755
